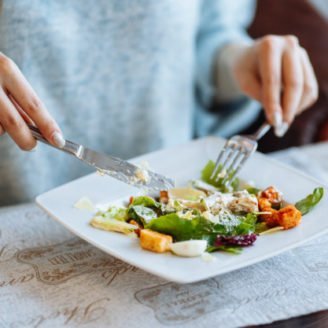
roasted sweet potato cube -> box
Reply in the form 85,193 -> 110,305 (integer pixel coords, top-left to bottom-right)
140,229 -> 172,253
258,197 -> 272,211
260,186 -> 282,206
277,205 -> 302,229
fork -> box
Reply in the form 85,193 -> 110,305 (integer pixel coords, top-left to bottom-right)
210,123 -> 271,186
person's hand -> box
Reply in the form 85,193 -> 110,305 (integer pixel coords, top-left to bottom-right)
230,35 -> 318,136
0,53 -> 65,150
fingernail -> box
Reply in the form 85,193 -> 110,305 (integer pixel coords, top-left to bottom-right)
52,131 -> 66,148
273,112 -> 282,128
29,142 -> 38,152
275,122 -> 289,137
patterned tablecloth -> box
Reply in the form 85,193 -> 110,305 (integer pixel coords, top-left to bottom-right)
1,142 -> 328,328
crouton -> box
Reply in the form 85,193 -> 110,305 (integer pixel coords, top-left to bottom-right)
159,190 -> 169,204
140,229 -> 172,253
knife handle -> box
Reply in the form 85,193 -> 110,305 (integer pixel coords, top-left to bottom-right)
28,125 -> 83,158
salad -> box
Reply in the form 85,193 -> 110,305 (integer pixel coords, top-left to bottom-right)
88,160 -> 324,258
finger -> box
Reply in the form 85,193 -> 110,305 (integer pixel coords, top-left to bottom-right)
259,36 -> 284,129
238,72 -> 262,102
281,37 -> 304,124
0,89 -> 36,150
297,48 -> 319,114
2,61 -> 65,147
0,123 -> 5,136
8,94 -> 38,149
8,93 -> 35,125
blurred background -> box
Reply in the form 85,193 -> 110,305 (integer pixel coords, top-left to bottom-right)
238,0 -> 328,153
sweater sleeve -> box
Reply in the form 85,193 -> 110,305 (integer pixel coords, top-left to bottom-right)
196,0 -> 256,107
194,0 -> 262,138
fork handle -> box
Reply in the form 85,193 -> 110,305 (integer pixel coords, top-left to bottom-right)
28,125 -> 82,157
252,123 -> 271,141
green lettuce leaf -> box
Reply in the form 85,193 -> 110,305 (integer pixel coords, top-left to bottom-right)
201,160 -> 239,192
101,206 -> 128,222
232,215 -> 257,236
244,213 -> 258,225
128,205 -> 157,226
131,196 -> 161,208
206,245 -> 242,254
295,187 -> 324,215
232,213 -> 258,235
255,222 -> 269,234
246,186 -> 260,195
146,213 -> 222,242
146,212 -> 256,243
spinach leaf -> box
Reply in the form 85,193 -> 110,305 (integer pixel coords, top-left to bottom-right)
295,187 -> 324,215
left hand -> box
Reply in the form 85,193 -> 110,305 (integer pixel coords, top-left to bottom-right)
230,35 -> 318,136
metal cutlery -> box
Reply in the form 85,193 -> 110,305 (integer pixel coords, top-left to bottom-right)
210,123 -> 271,186
29,125 -> 175,191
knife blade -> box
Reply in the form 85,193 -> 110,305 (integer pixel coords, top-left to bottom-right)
29,125 -> 175,191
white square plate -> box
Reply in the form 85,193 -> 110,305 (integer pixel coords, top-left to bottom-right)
37,137 -> 328,283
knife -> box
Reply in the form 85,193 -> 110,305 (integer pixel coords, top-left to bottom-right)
29,125 -> 175,191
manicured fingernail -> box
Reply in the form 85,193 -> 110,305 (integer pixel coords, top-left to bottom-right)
29,142 -> 38,152
275,122 -> 289,137
273,112 -> 282,128
52,131 -> 66,148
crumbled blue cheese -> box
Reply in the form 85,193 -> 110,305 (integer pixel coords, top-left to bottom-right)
176,210 -> 196,220
217,168 -> 227,179
96,169 -> 106,177
131,161 -> 151,184
229,191 -> 258,213
204,190 -> 258,215
134,168 -> 150,184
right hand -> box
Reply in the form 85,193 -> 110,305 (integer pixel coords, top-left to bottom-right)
229,36 -> 318,137
0,52 -> 65,150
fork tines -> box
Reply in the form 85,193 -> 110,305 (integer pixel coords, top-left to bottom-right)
210,136 -> 256,186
